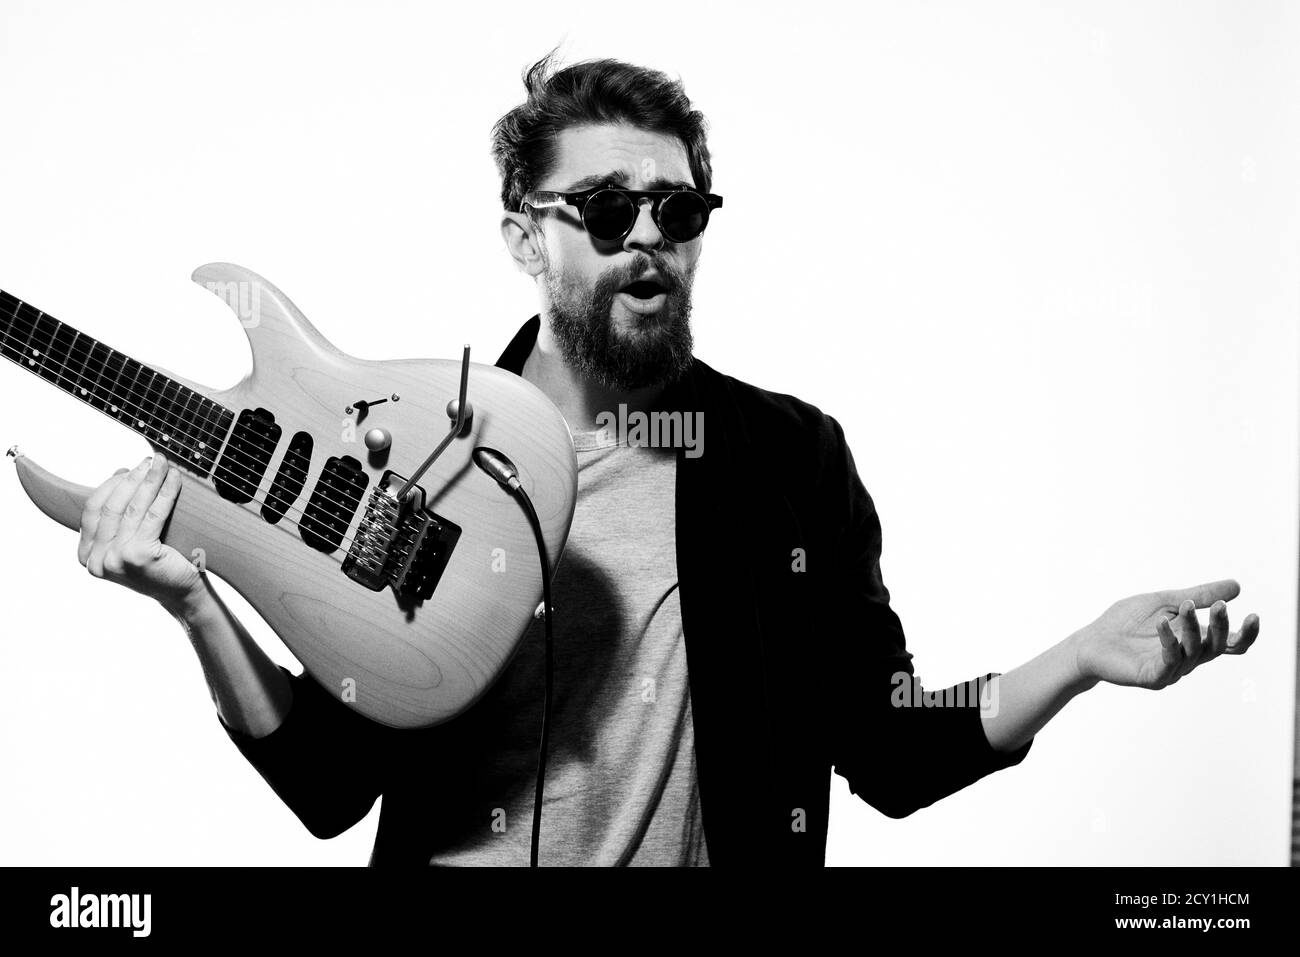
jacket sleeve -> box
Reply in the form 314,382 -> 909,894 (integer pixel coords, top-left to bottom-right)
218,665 -> 390,838
820,414 -> 1032,819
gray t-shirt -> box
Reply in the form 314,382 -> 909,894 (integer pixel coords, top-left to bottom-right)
426,425 -> 709,866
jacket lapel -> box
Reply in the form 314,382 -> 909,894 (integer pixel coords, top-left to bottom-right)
659,361 -> 771,865
494,314 -> 540,376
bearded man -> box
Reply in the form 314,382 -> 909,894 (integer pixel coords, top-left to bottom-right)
80,53 -> 1260,867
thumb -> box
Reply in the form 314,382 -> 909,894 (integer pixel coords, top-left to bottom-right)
1162,579 -> 1241,609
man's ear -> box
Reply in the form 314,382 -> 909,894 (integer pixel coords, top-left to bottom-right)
501,211 -> 547,278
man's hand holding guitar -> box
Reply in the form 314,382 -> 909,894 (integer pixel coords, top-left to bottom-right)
77,449 -> 293,738
78,453 -> 202,614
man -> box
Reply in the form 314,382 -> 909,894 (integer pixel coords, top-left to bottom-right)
79,54 -> 1260,867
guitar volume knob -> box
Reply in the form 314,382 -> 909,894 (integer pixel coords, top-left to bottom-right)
364,428 -> 392,452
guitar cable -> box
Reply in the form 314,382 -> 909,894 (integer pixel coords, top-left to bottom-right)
472,447 -> 554,868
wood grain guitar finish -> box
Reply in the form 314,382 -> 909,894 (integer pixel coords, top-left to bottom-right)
1,263 -> 577,729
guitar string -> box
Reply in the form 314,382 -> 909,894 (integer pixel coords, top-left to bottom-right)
0,305 -> 474,538
0,325 -> 411,570
0,313 -> 459,564
0,303 -> 448,529
0,325 -> 396,557
0,304 -> 237,451
0,300 -> 380,501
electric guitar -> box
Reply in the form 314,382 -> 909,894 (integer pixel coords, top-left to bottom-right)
0,262 -> 577,729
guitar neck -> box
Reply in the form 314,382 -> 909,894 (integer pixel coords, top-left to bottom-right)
0,289 -> 233,477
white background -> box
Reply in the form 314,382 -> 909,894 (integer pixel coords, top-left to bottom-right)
0,0 -> 1295,866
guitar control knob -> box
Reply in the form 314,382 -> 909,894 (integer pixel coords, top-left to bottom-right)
365,427 -> 392,452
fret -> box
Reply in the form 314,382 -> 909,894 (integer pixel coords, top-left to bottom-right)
211,404 -> 234,458
28,314 -> 58,383
50,323 -> 82,393
0,288 -> 234,480
84,341 -> 113,411
130,366 -> 151,429
0,294 -> 37,363
159,377 -> 179,442
155,376 -> 182,453
183,394 -> 229,477
0,293 -> 24,363
69,330 -> 98,402
209,401 -> 230,468
64,329 -> 87,396
199,399 -> 233,473
197,397 -> 229,475
102,349 -> 129,418
159,377 -> 187,453
118,358 -> 147,427
186,390 -> 220,468
175,388 -> 205,465
139,368 -> 165,433
134,369 -> 158,431
116,355 -> 144,425
195,391 -> 221,454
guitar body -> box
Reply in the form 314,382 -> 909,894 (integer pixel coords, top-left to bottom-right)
6,263 -> 577,729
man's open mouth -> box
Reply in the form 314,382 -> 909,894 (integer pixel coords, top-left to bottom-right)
620,279 -> 669,299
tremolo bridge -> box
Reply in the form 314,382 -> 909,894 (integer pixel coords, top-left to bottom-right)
342,470 -> 461,605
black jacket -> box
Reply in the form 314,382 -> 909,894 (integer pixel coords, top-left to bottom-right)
220,315 -> 1033,866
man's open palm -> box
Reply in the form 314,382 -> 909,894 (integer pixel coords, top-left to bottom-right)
1074,579 -> 1260,690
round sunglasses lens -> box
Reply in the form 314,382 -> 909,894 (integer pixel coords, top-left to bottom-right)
658,191 -> 708,242
582,190 -> 635,241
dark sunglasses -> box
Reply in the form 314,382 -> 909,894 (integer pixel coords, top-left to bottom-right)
520,184 -> 724,243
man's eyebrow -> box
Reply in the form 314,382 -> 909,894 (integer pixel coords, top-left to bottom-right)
560,171 -> 695,192
641,176 -> 695,191
562,171 -> 632,192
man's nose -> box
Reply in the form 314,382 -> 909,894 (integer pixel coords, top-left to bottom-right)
623,197 -> 665,253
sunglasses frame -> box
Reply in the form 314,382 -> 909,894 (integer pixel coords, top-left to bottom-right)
520,184 -> 724,243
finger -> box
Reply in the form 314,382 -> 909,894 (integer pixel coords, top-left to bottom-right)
1176,599 -> 1203,658
1226,613 -> 1261,655
118,452 -> 170,541
77,468 -> 131,564
1161,579 -> 1241,610
1156,616 -> 1183,668
136,464 -> 182,543
1172,599 -> 1204,679
1203,600 -> 1230,662
91,455 -> 152,555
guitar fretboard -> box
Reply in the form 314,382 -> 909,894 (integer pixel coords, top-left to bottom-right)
0,289 -> 233,477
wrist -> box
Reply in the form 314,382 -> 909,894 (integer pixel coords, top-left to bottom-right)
1064,629 -> 1101,694
161,579 -> 217,625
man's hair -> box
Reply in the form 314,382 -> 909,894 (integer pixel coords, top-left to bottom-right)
490,51 -> 713,213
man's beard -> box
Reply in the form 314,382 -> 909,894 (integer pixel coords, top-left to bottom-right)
541,252 -> 694,391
